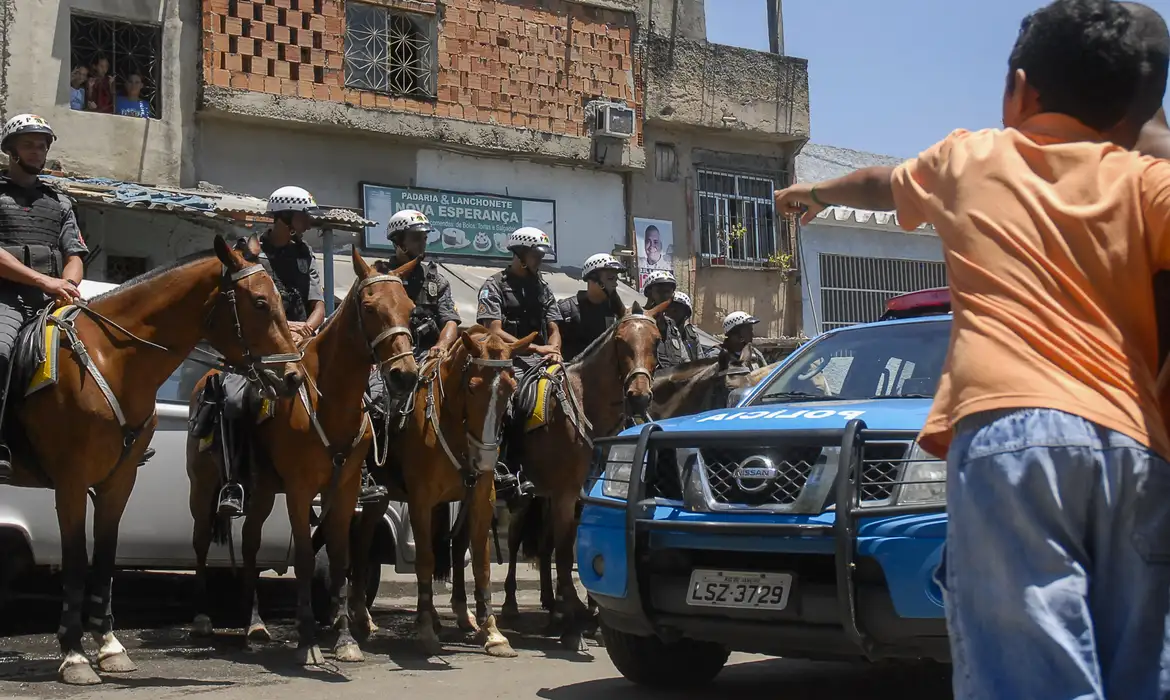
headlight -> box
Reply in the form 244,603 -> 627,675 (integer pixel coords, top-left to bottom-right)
602,444 -> 637,500
896,444 -> 947,506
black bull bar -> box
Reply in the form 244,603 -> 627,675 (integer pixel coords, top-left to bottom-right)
579,419 -> 947,661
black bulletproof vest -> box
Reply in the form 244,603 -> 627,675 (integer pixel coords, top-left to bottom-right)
258,237 -> 312,322
405,263 -> 443,352
0,181 -> 65,277
567,291 -> 617,358
496,271 -> 548,342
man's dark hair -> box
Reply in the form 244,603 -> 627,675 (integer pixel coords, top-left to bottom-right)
644,225 -> 659,238
1007,0 -> 1143,130
1122,3 -> 1170,123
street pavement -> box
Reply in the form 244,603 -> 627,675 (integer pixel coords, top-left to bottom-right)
0,564 -> 953,699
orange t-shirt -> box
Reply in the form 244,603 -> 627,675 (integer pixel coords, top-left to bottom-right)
891,113 -> 1170,459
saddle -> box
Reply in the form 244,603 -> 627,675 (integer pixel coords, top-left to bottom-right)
189,371 -> 261,494
514,360 -> 563,433
14,303 -> 78,401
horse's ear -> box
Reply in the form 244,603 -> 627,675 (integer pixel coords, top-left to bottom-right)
460,331 -> 481,357
510,331 -> 539,356
214,234 -> 244,270
245,233 -> 262,259
393,254 -> 422,279
646,299 -> 671,318
718,347 -> 731,371
631,301 -> 643,315
351,244 -> 372,279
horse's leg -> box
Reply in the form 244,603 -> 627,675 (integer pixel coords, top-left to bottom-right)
190,448 -> 218,637
287,489 -> 325,665
409,495 -> 443,656
550,490 -> 590,655
55,484 -> 101,685
348,491 -> 390,639
241,477 -> 277,644
470,477 -> 515,658
450,502 -> 476,634
322,473 -> 363,663
88,462 -> 140,676
539,501 -> 555,613
502,497 -> 526,619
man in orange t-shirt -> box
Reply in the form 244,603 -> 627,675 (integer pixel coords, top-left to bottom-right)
775,1 -> 1170,698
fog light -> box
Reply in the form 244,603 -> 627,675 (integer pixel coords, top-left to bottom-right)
591,554 -> 605,577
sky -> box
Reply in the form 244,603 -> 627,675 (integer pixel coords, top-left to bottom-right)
705,0 -> 1170,158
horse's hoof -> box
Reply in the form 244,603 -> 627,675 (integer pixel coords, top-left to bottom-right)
456,613 -> 478,634
191,614 -> 214,637
417,634 -> 444,657
485,640 -> 518,658
501,602 -> 520,619
59,659 -> 101,686
295,644 -> 326,666
246,624 -> 271,643
98,652 -> 137,674
561,632 -> 591,656
335,642 -> 364,663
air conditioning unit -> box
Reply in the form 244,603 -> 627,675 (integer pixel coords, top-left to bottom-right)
594,103 -> 635,139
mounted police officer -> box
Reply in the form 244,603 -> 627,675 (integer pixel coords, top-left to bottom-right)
0,114 -> 88,481
476,227 -> 562,499
665,291 -> 705,362
214,185 -> 325,516
642,269 -> 687,373
363,209 -> 460,501
557,252 -> 624,360
722,311 -> 767,368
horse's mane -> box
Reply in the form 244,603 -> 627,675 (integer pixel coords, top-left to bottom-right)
89,249 -> 219,303
567,316 -> 621,366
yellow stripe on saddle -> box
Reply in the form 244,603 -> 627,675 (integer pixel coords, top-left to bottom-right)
26,305 -> 76,396
524,363 -> 562,433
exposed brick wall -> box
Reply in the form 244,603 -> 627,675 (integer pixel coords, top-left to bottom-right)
201,0 -> 639,141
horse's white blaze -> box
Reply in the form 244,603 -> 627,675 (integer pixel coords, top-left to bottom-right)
95,631 -> 126,659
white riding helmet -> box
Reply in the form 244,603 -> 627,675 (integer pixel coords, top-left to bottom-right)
1,114 -> 55,152
506,226 -> 553,256
723,311 -> 760,335
671,291 -> 693,311
643,269 -> 677,291
387,209 -> 435,241
266,185 -> 321,215
582,253 -> 623,279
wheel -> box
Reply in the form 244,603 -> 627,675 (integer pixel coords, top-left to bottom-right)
310,546 -> 331,626
601,622 -> 730,689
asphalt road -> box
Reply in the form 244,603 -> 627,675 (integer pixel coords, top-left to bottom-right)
0,568 -> 953,699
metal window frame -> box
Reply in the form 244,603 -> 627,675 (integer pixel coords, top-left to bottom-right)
343,1 -> 438,99
818,253 -> 948,332
694,168 -> 782,268
68,11 -> 164,119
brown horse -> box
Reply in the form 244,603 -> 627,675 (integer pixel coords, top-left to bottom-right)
186,247 -> 419,665
4,234 -> 302,685
345,327 -> 535,657
498,345 -> 769,621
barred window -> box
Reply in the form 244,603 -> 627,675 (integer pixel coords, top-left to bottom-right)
69,14 -> 162,119
696,170 -> 785,267
818,253 -> 948,332
344,3 -> 436,98
105,255 -> 147,284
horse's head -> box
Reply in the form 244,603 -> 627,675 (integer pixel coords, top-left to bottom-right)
209,234 -> 304,399
352,247 -> 419,398
617,300 -> 666,420
457,327 -> 536,474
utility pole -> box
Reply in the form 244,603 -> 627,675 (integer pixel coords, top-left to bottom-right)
767,0 -> 785,55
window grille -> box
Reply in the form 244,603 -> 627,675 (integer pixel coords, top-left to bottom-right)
105,255 -> 148,284
696,169 -> 786,267
344,2 -> 435,98
69,13 -> 162,118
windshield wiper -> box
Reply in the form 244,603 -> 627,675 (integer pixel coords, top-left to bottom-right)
869,393 -> 933,399
755,392 -> 840,403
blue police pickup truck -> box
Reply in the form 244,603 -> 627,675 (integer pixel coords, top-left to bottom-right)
576,288 -> 953,688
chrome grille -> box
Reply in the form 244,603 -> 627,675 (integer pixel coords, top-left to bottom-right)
858,442 -> 911,503
699,446 -> 822,507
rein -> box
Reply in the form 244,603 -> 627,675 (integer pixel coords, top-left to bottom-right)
564,313 -> 659,444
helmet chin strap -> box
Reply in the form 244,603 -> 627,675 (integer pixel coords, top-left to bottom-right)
10,154 -> 41,176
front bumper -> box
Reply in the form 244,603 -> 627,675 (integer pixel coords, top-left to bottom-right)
576,421 -> 949,662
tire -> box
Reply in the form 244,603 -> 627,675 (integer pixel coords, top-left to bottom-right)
601,622 -> 730,689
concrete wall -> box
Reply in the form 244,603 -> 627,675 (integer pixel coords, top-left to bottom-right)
416,149 -> 626,270
799,221 -> 944,337
75,206 -> 235,283
6,0 -> 199,186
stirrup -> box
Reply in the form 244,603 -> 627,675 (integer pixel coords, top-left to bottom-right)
359,483 -> 388,505
217,483 -> 245,518
0,443 -> 11,483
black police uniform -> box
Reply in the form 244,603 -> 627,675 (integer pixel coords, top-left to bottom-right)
476,267 -> 562,498
557,291 -> 619,361
0,172 -> 88,479
653,312 -> 689,373
214,231 -> 322,513
679,321 -> 705,362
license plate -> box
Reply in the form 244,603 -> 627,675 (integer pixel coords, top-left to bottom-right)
685,569 -> 793,610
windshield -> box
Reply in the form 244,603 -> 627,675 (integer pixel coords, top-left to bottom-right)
749,319 -> 951,404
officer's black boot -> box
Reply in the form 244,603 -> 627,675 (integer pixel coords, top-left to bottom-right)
358,467 -> 388,505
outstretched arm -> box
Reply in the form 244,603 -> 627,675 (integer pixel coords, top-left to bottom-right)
774,166 -> 898,225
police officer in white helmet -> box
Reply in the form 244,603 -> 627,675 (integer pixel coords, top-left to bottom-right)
666,291 -> 705,362
557,252 -> 625,360
722,311 -> 767,368
642,269 -> 687,372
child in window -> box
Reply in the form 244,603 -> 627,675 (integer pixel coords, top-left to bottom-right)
69,65 -> 88,111
86,55 -> 114,113
115,73 -> 151,119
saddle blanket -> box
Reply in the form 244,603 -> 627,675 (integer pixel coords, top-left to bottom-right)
521,363 -> 562,433
24,305 -> 79,397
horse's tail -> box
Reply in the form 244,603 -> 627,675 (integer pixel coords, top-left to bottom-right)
209,498 -> 230,546
431,503 -> 454,583
516,496 -> 548,561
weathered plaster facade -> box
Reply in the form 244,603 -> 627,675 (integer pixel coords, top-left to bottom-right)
4,0 -> 200,186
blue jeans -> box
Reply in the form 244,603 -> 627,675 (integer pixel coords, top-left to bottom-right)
942,408 -> 1170,700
